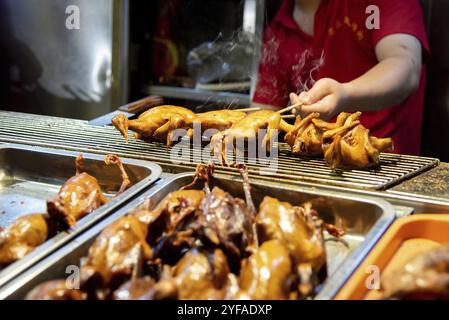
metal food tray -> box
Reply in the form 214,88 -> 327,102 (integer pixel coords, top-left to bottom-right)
0,144 -> 162,289
0,172 -> 395,300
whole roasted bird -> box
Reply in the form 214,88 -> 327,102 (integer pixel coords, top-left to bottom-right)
80,215 -> 152,293
47,154 -> 130,228
211,110 -> 292,164
112,105 -> 196,146
0,214 -> 54,267
382,244 -> 449,300
322,113 -> 394,169
188,110 -> 247,139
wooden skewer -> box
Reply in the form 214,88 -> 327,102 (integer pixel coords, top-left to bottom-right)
281,114 -> 296,119
277,102 -> 303,114
233,107 -> 261,113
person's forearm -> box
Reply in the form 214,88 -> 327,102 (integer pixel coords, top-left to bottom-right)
342,56 -> 421,112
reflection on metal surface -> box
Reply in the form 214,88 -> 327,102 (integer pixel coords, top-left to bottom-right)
0,0 -> 128,119
0,172 -> 395,300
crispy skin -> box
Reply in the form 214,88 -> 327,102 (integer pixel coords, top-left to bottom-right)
211,110 -> 291,164
189,110 -> 247,137
112,105 -> 196,146
0,214 -> 49,267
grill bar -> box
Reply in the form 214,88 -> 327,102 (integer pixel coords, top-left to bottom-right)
0,111 -> 439,190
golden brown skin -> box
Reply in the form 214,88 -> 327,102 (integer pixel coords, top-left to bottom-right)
256,197 -> 326,270
112,105 -> 196,146
0,214 -> 49,267
80,216 -> 152,289
239,240 -> 293,300
322,120 -> 393,170
47,155 -> 108,227
188,110 -> 247,138
47,154 -> 131,228
173,248 -> 230,300
382,244 -> 449,300
26,280 -> 87,300
284,113 -> 324,156
211,110 -> 291,164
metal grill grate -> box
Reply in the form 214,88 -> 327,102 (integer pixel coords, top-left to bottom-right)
0,111 -> 439,190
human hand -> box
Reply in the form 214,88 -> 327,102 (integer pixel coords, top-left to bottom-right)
291,78 -> 352,120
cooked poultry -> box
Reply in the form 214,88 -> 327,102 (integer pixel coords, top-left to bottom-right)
239,240 -> 293,300
112,272 -> 178,300
284,113 -> 323,156
382,244 -> 449,300
211,110 -> 292,164
25,164 -> 336,301
188,110 -> 247,138
112,105 -> 196,146
80,216 -> 152,291
25,280 -> 87,300
0,214 -> 51,267
173,248 -> 230,300
47,154 -> 130,228
256,197 -> 328,297
322,114 -> 394,169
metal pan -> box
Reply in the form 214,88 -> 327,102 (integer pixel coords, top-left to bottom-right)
0,144 -> 162,289
0,172 -> 395,300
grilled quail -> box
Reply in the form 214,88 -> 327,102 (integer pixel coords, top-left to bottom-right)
112,105 -> 196,146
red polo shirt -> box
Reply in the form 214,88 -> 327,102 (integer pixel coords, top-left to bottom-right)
253,0 -> 429,155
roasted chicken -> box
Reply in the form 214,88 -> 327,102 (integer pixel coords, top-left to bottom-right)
211,110 -> 292,164
47,154 -> 130,228
0,214 -> 51,267
382,244 -> 449,300
112,105 -> 196,146
284,112 -> 323,156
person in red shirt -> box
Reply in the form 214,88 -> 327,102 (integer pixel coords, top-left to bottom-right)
253,0 -> 429,155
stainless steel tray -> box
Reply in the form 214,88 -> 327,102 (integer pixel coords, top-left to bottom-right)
0,172 -> 395,300
0,144 -> 162,289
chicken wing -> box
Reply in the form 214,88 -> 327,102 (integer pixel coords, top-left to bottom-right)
112,105 -> 196,146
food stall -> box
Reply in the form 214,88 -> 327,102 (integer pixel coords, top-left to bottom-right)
1,0 -> 449,301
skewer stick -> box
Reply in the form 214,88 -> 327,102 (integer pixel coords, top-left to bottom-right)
281,114 -> 296,119
233,107 -> 261,113
277,102 -> 303,114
